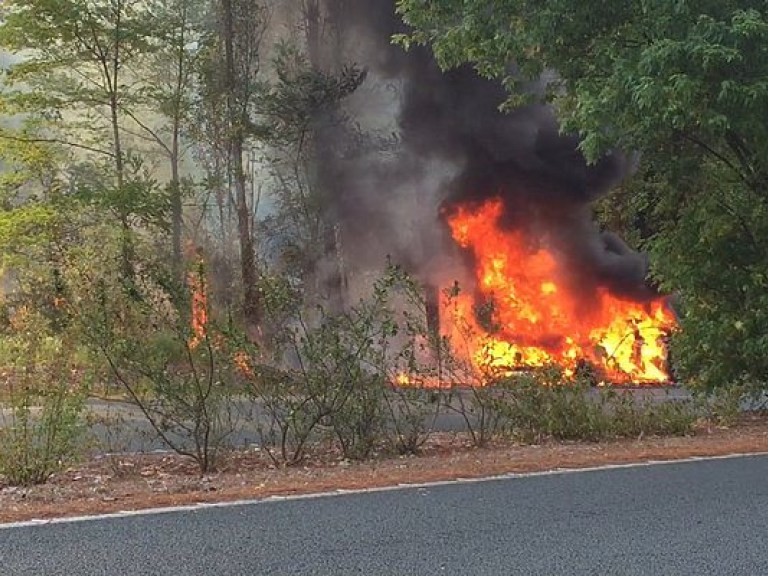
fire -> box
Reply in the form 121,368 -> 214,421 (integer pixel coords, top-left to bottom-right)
185,254 -> 257,378
188,261 -> 208,349
443,198 -> 676,384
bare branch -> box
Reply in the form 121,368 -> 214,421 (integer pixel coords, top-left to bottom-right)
121,107 -> 172,155
0,133 -> 115,157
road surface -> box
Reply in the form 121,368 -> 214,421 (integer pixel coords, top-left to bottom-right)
2,454 -> 767,575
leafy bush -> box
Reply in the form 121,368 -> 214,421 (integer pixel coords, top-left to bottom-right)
234,265 -> 446,464
490,369 -> 697,443
383,386 -> 443,456
80,261 -> 241,474
0,307 -> 86,486
651,177 -> 768,394
694,385 -> 752,428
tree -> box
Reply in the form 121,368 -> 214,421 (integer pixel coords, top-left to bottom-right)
196,0 -> 269,335
256,43 -> 364,303
396,2 -> 768,175
649,159 -> 768,392
0,0 -> 165,277
129,0 -> 206,275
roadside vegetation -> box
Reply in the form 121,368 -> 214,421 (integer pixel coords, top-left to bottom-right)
1,0 -> 767,488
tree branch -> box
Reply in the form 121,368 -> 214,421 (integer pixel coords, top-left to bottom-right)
714,197 -> 763,256
121,108 -> 172,155
0,133 -> 115,157
681,133 -> 748,185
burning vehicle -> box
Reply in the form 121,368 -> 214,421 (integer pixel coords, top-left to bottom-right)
439,198 -> 676,384
316,0 -> 677,386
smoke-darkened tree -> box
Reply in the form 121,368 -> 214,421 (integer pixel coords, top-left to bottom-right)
255,41 -> 365,306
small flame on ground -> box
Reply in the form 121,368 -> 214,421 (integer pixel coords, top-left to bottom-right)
186,256 -> 254,379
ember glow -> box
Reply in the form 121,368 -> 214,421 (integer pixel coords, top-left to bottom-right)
443,198 -> 676,384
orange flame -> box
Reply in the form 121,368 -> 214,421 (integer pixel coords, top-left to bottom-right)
443,198 -> 676,384
233,350 -> 254,378
188,262 -> 208,349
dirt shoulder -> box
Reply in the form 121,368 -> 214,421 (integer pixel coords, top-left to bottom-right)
2,414 -> 767,525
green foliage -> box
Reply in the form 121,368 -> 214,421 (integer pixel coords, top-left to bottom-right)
72,154 -> 170,231
0,142 -> 116,488
0,0 -> 153,95
491,368 -> 697,443
0,0 -> 187,268
257,43 -> 366,144
650,165 -> 768,392
0,203 -> 58,267
251,42 -> 368,292
78,259 -> 240,474
234,264 -> 444,464
396,1 -> 768,164
0,135 -> 65,271
697,385 -> 747,427
0,0 -> 153,156
383,387 -> 442,456
0,307 -> 86,486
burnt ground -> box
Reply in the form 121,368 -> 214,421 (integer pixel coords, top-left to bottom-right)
1,413 -> 767,525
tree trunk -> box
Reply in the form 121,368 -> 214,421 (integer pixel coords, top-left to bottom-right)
232,136 -> 260,332
222,0 -> 260,333
110,0 -> 132,279
110,73 -> 132,280
169,3 -> 187,279
169,167 -> 183,279
170,127 -> 183,278
305,0 -> 347,312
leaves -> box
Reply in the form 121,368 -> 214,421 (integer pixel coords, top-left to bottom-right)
397,1 -> 768,169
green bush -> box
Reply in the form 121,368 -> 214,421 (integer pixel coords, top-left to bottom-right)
491,368 -> 697,443
0,307 -> 86,486
236,265 -> 445,463
384,386 -> 443,455
81,263 -> 241,475
694,385 -> 749,428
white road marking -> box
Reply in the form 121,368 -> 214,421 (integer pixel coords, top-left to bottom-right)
1,451 -> 767,530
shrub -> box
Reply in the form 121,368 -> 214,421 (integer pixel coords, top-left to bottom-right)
81,261 -> 240,474
491,368 -> 697,443
235,265 -> 446,463
0,307 -> 86,486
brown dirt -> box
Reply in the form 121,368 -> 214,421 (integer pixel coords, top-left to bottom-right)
2,414 -> 768,525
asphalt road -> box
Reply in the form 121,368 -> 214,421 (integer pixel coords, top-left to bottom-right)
2,454 -> 767,575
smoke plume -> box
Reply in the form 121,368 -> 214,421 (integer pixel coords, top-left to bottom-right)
320,0 -> 654,305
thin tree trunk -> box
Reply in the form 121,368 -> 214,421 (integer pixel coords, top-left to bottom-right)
305,0 -> 321,68
169,0 -> 188,278
232,136 -> 260,331
170,141 -> 183,276
170,127 -> 183,278
110,0 -> 132,279
305,0 -> 346,312
222,0 -> 260,333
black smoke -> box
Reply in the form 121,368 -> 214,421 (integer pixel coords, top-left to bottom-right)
320,0 -> 655,305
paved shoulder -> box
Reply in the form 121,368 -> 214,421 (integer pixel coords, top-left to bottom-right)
2,455 -> 767,575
